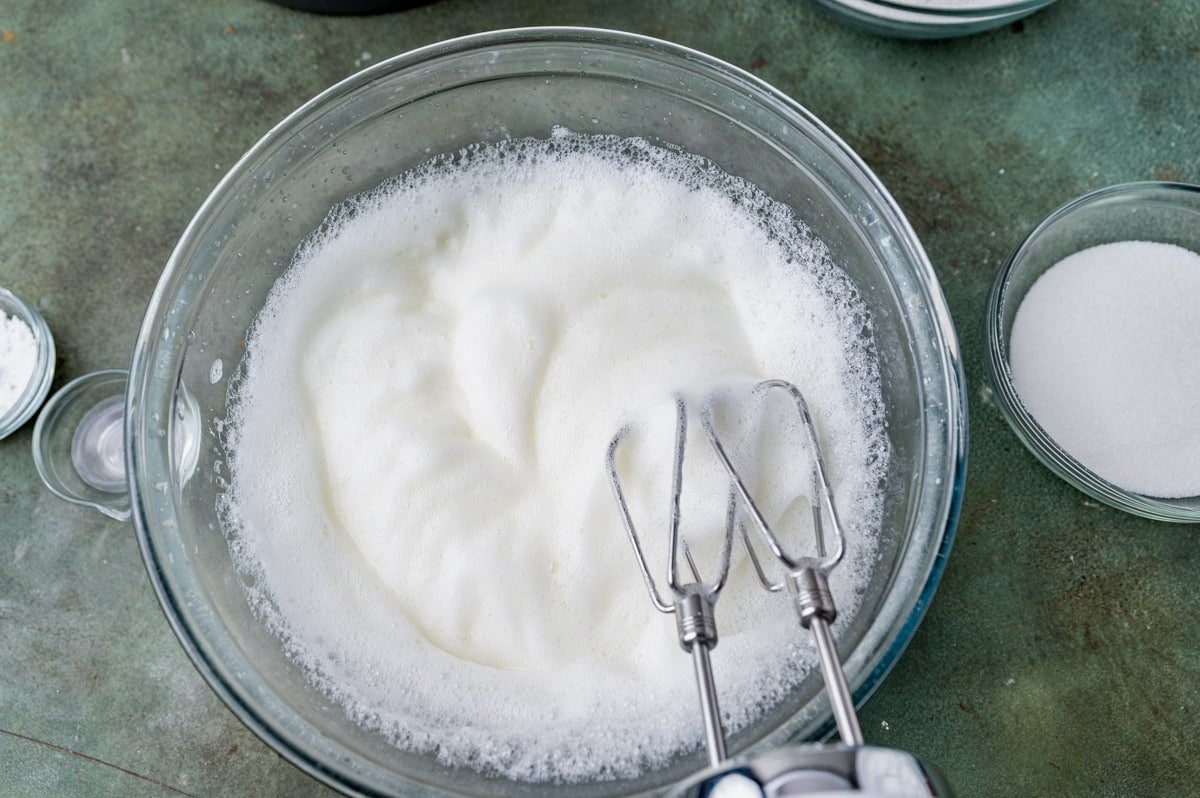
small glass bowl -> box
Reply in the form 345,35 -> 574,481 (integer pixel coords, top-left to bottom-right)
983,181 -> 1200,522
0,287 -> 55,439
32,370 -> 131,522
807,0 -> 1058,38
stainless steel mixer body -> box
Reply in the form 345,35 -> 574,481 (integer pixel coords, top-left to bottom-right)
668,744 -> 953,797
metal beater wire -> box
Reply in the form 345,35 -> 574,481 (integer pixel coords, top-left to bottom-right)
606,393 -> 735,766
700,379 -> 864,746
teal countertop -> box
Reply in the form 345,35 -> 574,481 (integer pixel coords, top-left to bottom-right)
1,1 -> 1197,796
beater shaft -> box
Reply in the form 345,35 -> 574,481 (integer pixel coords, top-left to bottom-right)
787,566 -> 863,745
807,597 -> 864,746
675,587 -> 727,765
690,631 -> 727,766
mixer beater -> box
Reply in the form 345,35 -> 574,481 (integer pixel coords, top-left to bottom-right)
606,393 -> 737,767
607,379 -> 953,797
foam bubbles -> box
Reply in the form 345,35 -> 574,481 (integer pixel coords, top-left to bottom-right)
221,130 -> 889,783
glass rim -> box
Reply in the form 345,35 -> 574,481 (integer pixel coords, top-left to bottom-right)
983,180 -> 1200,523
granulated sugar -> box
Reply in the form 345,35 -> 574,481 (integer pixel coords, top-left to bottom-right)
1009,240 -> 1200,498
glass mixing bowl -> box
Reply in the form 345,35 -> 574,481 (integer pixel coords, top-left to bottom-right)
127,28 -> 966,797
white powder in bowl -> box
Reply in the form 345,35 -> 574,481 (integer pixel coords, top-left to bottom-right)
1009,240 -> 1200,498
0,312 -> 38,417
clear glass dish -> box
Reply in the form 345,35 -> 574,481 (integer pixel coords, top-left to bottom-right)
807,0 -> 1058,38
983,181 -> 1200,523
0,287 -> 55,439
32,370 -> 132,521
127,27 -> 967,796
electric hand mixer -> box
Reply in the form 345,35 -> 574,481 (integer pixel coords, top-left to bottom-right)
607,379 -> 954,798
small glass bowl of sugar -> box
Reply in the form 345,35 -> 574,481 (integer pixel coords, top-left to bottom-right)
0,287 -> 55,440
984,181 -> 1200,522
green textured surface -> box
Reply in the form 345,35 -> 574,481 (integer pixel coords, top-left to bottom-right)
1,1 -> 1198,796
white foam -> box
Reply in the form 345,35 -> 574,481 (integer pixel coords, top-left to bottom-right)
221,130 -> 889,782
